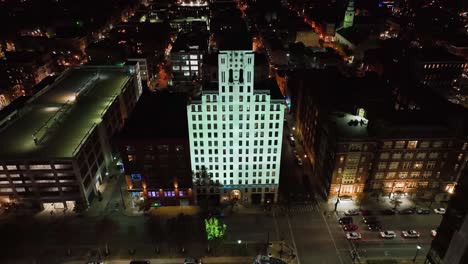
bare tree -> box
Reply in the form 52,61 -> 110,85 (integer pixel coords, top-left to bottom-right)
354,192 -> 372,210
390,197 -> 402,210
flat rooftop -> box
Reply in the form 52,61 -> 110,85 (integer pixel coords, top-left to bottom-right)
119,90 -> 189,140
0,66 -> 133,159
329,112 -> 369,138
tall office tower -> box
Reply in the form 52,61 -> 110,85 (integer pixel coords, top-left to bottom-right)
187,50 -> 284,204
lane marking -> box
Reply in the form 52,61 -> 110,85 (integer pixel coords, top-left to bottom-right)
316,205 -> 344,264
286,214 -> 302,264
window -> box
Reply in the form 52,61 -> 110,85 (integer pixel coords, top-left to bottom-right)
375,172 -> 384,179
380,153 -> 389,159
416,152 -> 426,159
30,164 -> 52,170
389,162 -> 399,169
148,191 -> 159,198
420,141 -> 430,148
395,141 -> 406,149
392,153 -> 402,159
386,172 -> 396,179
128,155 -> 136,161
423,171 -> 432,178
426,161 -> 436,169
402,162 -> 411,169
433,141 -> 443,148
378,162 -> 387,170
410,172 -> 420,178
404,153 -> 414,159
164,191 -> 176,197
190,55 -> 198,60
408,141 -> 418,149
383,141 -> 393,148
429,152 -> 439,159
398,172 -> 408,179
413,162 -> 423,169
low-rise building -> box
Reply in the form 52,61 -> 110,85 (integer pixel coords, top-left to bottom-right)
117,91 -> 193,207
0,65 -> 142,210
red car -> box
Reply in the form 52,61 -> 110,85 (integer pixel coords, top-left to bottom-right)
343,224 -> 359,231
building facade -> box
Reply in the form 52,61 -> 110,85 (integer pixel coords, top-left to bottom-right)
187,50 -> 284,204
426,168 -> 468,264
118,91 -> 193,207
289,69 -> 468,200
0,65 -> 142,210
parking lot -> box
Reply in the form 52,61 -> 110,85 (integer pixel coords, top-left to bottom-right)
330,208 -> 443,261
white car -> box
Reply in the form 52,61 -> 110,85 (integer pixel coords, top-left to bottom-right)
434,208 -> 446,214
346,232 -> 362,240
344,209 -> 360,216
380,230 -> 396,238
402,230 -> 420,238
431,230 -> 437,237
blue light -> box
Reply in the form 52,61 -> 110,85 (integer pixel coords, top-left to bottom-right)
131,173 -> 142,180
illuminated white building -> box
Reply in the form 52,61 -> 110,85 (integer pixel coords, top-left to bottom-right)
187,50 -> 284,204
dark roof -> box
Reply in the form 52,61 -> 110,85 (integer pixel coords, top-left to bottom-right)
415,46 -> 466,62
172,32 -> 208,52
119,90 -> 189,140
337,27 -> 376,45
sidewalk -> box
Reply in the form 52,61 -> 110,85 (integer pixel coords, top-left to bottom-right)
323,195 -> 447,213
64,256 -> 254,264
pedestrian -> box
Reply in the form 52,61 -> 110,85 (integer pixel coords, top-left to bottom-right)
50,210 -> 54,216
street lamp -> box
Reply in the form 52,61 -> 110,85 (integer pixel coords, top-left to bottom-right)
413,245 -> 421,262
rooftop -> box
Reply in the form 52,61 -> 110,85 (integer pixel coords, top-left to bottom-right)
329,112 -> 369,138
119,90 -> 189,140
0,66 -> 134,159
172,32 -> 208,52
415,46 -> 466,62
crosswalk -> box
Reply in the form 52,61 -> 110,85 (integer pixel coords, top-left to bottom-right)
275,204 -> 317,214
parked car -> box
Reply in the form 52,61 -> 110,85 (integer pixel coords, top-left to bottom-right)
346,232 -> 362,240
295,157 -> 303,166
416,208 -> 431,214
360,210 -> 373,216
402,230 -> 420,238
380,209 -> 396,215
367,222 -> 382,231
130,261 -> 150,264
434,208 -> 446,214
363,216 -> 378,224
380,230 -> 396,238
184,258 -> 202,264
289,136 -> 296,146
399,208 -> 415,215
339,217 -> 353,225
431,230 -> 437,237
343,224 -> 359,231
344,209 -> 360,216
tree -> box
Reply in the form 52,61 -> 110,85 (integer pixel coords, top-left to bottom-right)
354,192 -> 372,210
73,200 -> 87,215
204,217 -> 227,252
389,197 -> 402,210
168,213 -> 191,252
146,216 -> 165,253
95,216 -> 120,255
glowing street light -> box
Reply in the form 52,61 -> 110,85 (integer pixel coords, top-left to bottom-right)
413,245 -> 422,262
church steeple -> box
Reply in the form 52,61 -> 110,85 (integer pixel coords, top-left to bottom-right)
343,0 -> 355,28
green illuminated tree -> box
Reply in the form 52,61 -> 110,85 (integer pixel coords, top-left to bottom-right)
204,217 -> 227,253
205,217 -> 227,240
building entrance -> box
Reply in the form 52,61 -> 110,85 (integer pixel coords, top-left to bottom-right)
230,190 -> 241,200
